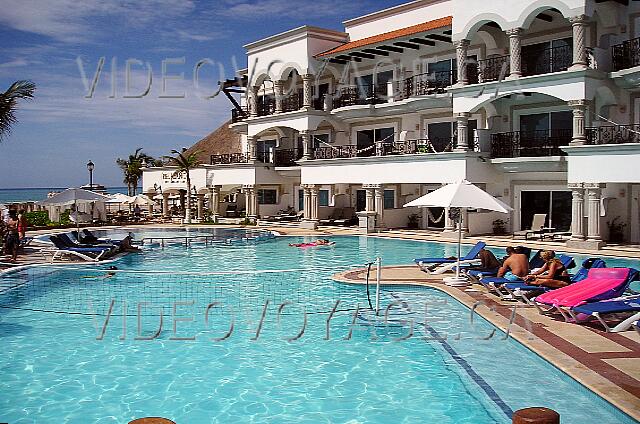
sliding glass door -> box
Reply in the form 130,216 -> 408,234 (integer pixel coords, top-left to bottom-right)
520,190 -> 572,231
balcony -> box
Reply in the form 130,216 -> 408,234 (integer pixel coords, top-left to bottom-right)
311,137 -> 459,160
522,44 -> 572,77
257,98 -> 276,117
490,129 -> 572,158
313,145 -> 358,159
585,124 -> 640,145
210,153 -> 249,165
474,55 -> 510,83
332,85 -> 387,108
257,149 -> 303,166
282,93 -> 303,113
401,70 -> 455,97
612,37 -> 640,71
231,108 -> 248,124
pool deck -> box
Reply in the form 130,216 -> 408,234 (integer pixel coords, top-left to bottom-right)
2,223 -> 639,419
332,265 -> 640,421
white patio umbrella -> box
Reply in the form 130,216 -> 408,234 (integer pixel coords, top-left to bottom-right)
39,188 -> 111,232
126,194 -> 154,206
404,180 -> 512,285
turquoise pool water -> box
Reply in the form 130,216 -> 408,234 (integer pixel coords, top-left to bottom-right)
1,229 -> 638,423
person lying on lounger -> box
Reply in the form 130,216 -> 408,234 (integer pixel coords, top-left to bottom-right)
524,250 -> 571,288
496,246 -> 529,281
289,239 -> 332,247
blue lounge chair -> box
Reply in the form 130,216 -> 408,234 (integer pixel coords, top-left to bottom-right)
571,296 -> 640,332
415,241 -> 485,266
467,247 -> 538,280
49,235 -> 112,261
479,254 -> 577,299
501,258 -> 606,303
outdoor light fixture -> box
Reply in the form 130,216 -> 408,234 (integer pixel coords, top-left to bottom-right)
86,160 -> 95,189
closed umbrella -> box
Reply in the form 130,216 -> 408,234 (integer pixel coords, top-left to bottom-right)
39,188 -> 111,232
404,180 -> 512,285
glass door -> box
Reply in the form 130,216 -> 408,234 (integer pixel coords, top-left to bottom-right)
520,190 -> 572,231
356,189 -> 367,212
257,139 -> 276,163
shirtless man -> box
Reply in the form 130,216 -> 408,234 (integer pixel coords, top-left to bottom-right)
496,246 -> 529,281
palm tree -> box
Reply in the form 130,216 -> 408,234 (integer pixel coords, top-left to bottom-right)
164,149 -> 201,223
116,148 -> 156,196
0,80 -> 36,142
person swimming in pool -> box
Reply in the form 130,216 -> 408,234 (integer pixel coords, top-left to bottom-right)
82,266 -> 118,279
289,239 -> 332,247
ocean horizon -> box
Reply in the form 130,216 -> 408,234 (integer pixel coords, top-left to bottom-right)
0,186 -> 137,204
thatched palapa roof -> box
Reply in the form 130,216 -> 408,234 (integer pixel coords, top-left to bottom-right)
184,120 -> 242,164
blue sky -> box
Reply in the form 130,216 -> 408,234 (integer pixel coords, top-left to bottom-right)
0,0 -> 405,188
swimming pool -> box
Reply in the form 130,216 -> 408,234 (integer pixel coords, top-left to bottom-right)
1,228 -> 638,423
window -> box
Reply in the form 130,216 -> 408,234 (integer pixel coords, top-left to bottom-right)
257,189 -> 277,205
319,190 -> 330,207
313,133 -> 330,149
522,37 -> 572,76
427,121 -> 478,152
298,189 -> 304,211
257,139 -> 276,163
383,189 -> 395,209
356,127 -> 394,157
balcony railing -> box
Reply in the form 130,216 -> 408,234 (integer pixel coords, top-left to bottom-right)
401,70 -> 455,97
490,129 -> 572,158
585,124 -> 640,145
210,153 -> 249,165
282,93 -> 303,112
522,45 -> 572,77
313,145 -> 358,159
256,149 -> 302,166
475,55 -> 510,83
612,37 -> 640,71
257,98 -> 276,117
333,85 -> 386,108
231,108 -> 248,123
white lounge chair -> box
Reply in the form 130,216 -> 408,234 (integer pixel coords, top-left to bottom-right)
513,213 -> 547,240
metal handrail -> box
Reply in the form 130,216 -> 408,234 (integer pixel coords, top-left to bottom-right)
612,37 -> 640,71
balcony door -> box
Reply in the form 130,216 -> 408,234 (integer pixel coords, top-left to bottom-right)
519,111 -> 572,156
356,127 -> 394,157
522,37 -> 572,76
427,59 -> 455,86
520,190 -> 572,232
257,139 -> 277,163
427,121 -> 477,152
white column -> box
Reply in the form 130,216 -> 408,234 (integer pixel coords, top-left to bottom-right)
569,15 -> 589,71
248,135 -> 257,161
249,86 -> 259,117
455,112 -> 470,152
162,192 -> 170,217
569,99 -> 589,146
373,185 -> 384,228
209,185 -> 221,222
308,185 -> 319,221
461,208 -> 469,235
274,80 -> 285,114
365,185 -> 375,213
569,183 -> 585,241
455,39 -> 470,85
443,207 -> 455,232
243,185 -> 254,218
197,194 -> 205,220
506,28 -> 523,79
301,130 -> 312,160
302,74 -> 314,109
251,186 -> 259,219
586,183 -> 604,244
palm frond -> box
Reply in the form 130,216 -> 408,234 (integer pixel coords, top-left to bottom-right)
0,80 -> 36,142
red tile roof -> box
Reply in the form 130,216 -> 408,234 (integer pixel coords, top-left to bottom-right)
316,16 -> 452,57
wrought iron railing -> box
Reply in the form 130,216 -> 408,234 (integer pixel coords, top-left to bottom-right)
490,129 -> 572,158
522,44 -> 572,76
210,153 -> 249,165
401,70 -> 455,97
231,108 -> 248,123
282,92 -> 303,112
612,37 -> 640,71
475,55 -> 510,82
376,140 -> 418,156
585,124 -> 640,145
257,97 -> 276,116
274,149 -> 303,166
333,84 -> 386,108
313,145 -> 358,159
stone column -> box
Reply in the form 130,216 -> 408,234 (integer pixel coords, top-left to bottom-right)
247,135 -> 258,161
249,86 -> 259,117
455,39 -> 470,85
301,130 -> 312,160
585,183 -> 605,247
569,100 -> 589,146
455,112 -> 470,152
302,185 -> 311,219
506,28 -> 523,79
302,74 -> 314,109
251,186 -> 259,219
568,183 -> 585,241
569,15 -> 589,71
274,80 -> 285,114
162,192 -> 170,217
308,185 -> 319,221
209,185 -> 221,222
243,184 -> 255,219
196,193 -> 205,220
461,208 -> 469,235
365,185 -> 375,213
373,185 -> 384,228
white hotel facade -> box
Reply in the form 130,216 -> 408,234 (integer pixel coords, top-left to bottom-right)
142,0 -> 640,249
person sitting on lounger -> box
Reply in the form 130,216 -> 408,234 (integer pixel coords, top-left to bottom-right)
476,248 -> 501,270
289,239 -> 332,247
119,233 -> 141,253
496,246 -> 529,281
524,250 -> 571,288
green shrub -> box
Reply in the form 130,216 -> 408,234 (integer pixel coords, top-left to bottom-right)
25,211 -> 51,227
59,210 -> 71,225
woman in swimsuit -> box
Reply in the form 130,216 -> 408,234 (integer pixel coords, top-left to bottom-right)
289,239 -> 332,247
524,250 -> 571,288
5,211 -> 20,263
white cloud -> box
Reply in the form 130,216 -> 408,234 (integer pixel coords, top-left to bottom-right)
218,0 -> 361,20
0,58 -> 30,68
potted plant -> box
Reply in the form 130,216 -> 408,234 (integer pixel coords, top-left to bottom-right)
492,219 -> 507,235
407,213 -> 420,229
606,216 -> 627,243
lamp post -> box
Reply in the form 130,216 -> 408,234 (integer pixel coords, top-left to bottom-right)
86,160 -> 95,190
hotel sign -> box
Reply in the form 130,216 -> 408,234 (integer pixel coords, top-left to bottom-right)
162,170 -> 187,184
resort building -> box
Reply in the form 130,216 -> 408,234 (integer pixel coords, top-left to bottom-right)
142,0 -> 640,249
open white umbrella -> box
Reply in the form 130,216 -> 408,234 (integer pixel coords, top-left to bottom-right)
39,188 -> 111,232
126,194 -> 154,206
106,193 -> 134,204
404,180 -> 512,285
